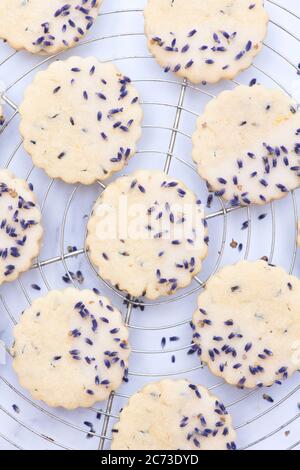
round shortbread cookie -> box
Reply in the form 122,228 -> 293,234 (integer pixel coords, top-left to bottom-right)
0,169 -> 43,286
111,379 -> 237,450
19,56 -> 143,185
192,260 -> 300,389
86,170 -> 208,300
12,289 -> 130,409
144,0 -> 268,84
0,1 -> 102,55
192,85 -> 300,206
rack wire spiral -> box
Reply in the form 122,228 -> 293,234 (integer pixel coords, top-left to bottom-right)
0,0 -> 300,450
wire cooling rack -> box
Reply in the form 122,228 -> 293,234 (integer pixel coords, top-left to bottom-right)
0,0 -> 300,451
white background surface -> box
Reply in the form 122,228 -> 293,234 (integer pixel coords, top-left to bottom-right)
0,0 -> 300,451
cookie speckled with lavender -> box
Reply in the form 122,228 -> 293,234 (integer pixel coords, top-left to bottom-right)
86,170 -> 208,300
19,56 -> 143,185
0,169 -> 43,286
111,379 -> 236,450
12,288 -> 130,409
193,85 -> 300,206
192,260 -> 300,389
0,0 -> 102,55
144,0 -> 268,84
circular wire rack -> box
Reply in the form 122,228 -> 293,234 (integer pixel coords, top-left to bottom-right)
0,0 -> 300,451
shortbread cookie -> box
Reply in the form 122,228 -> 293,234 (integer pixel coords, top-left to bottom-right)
193,85 -> 300,206
19,56 -> 142,185
86,170 -> 208,299
0,1 -> 102,55
111,379 -> 236,450
0,169 -> 43,286
12,289 -> 130,409
144,0 -> 268,84
192,260 -> 300,389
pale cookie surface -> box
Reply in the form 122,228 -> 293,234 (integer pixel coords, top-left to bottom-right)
192,85 -> 300,206
0,0 -> 102,55
192,260 -> 300,389
0,169 -> 43,286
144,0 -> 268,84
12,289 -> 130,409
111,379 -> 236,450
19,56 -> 143,185
86,170 -> 208,299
